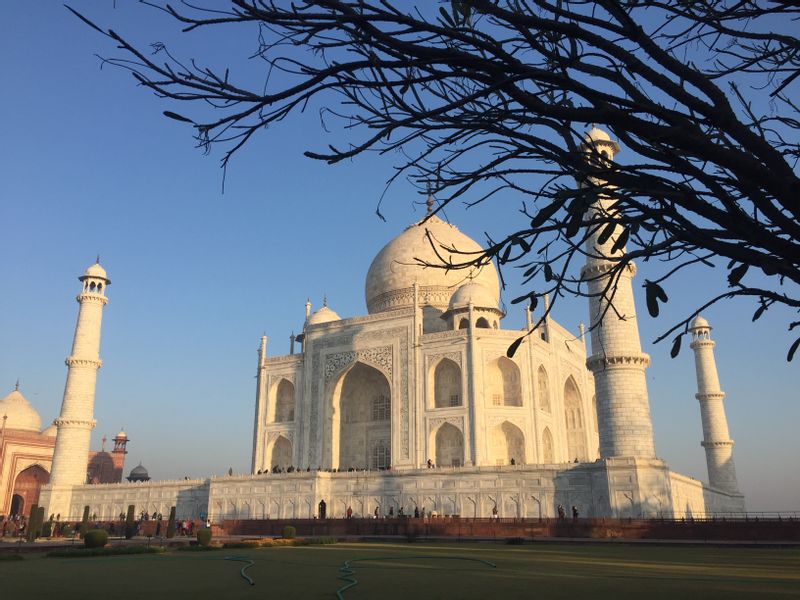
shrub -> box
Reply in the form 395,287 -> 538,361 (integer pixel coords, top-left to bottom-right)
505,537 -> 525,545
307,536 -> 337,545
61,524 -> 75,538
282,525 -> 296,539
166,506 -> 176,539
124,505 -> 136,540
83,529 -> 109,549
0,555 -> 23,561
197,528 -> 212,547
41,520 -> 53,538
79,506 -> 90,538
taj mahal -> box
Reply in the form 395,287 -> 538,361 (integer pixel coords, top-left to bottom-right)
15,128 -> 745,522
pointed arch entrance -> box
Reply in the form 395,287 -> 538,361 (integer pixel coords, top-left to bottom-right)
433,423 -> 464,467
490,421 -> 525,465
11,464 -> 49,517
333,362 -> 391,470
270,436 -> 293,470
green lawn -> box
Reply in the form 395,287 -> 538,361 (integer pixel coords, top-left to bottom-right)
1,542 -> 798,599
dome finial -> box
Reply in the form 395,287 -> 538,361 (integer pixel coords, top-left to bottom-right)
426,194 -> 434,215
14,379 -> 19,391
323,294 -> 328,307
96,254 -> 100,264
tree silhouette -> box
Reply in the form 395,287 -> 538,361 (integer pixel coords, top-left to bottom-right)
71,1 -> 800,359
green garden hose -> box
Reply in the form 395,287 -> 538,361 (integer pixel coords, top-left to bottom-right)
224,555 -> 256,586
336,556 -> 497,599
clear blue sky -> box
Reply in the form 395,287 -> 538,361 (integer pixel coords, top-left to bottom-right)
1,2 -> 797,511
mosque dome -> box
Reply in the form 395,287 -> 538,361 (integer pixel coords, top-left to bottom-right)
447,282 -> 500,312
365,215 -> 500,314
127,463 -> 150,482
0,388 -> 42,432
307,305 -> 341,326
80,262 -> 110,283
689,315 -> 710,330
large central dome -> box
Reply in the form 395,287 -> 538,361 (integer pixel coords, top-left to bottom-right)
365,215 -> 500,314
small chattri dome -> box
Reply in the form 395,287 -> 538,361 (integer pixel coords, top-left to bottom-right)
80,262 -> 110,284
689,315 -> 710,330
307,305 -> 341,326
116,429 -> 127,439
581,126 -> 620,155
0,388 -> 42,432
127,463 -> 150,482
448,282 -> 499,312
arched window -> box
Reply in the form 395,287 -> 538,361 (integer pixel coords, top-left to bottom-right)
542,427 -> 555,462
89,282 -> 96,292
564,377 -> 587,461
476,317 -> 490,328
434,358 -> 461,408
458,318 -> 469,330
435,423 -> 464,467
372,394 -> 390,421
487,357 -> 522,406
274,379 -> 295,422
537,366 -> 551,413
370,439 -> 391,470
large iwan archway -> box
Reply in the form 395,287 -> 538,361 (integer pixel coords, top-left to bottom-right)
336,362 -> 391,470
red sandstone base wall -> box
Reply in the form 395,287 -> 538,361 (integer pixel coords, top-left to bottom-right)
220,517 -> 800,542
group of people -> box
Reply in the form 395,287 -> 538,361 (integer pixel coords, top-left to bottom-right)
342,505 -> 432,519
257,465 -> 393,475
557,504 -> 580,520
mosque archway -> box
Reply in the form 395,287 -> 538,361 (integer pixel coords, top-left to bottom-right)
434,423 -> 464,467
490,421 -> 525,465
537,366 -> 551,413
486,357 -> 522,407
564,377 -> 588,461
273,379 -> 295,423
11,464 -> 49,516
433,358 -> 462,408
476,317 -> 490,328
270,436 -> 293,470
335,362 -> 391,470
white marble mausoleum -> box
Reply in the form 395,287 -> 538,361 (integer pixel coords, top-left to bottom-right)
38,128 -> 746,521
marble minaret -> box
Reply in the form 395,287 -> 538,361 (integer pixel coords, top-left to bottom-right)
689,316 -> 740,494
580,128 -> 657,458
46,262 -> 110,516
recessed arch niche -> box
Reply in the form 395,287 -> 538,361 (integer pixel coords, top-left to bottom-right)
433,358 -> 462,408
332,362 -> 391,470
486,357 -> 522,406
564,376 -> 587,461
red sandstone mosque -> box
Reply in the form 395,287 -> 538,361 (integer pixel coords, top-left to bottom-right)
0,383 -> 129,517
